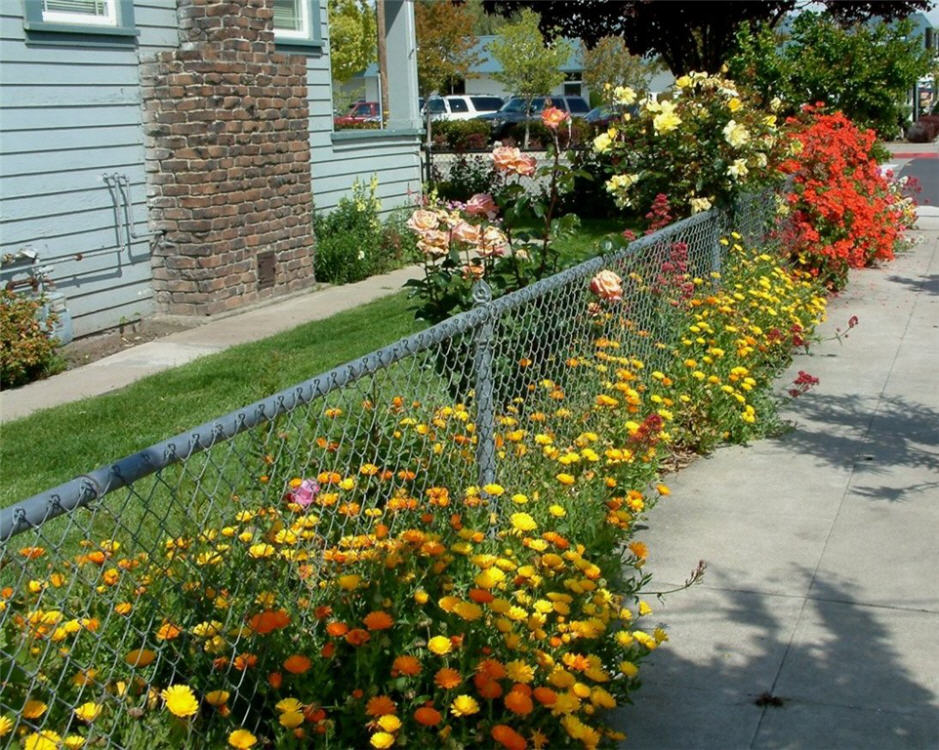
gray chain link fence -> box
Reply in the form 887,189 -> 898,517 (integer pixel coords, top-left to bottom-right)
0,196 -> 775,748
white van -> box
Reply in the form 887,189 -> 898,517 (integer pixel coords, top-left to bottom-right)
423,95 -> 504,121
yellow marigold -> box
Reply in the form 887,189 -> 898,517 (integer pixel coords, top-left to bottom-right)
482,483 -> 505,496
22,700 -> 47,719
0,715 -> 13,738
620,660 -> 639,677
63,736 -> 85,750
125,649 -> 156,668
279,710 -> 304,729
247,543 -> 275,559
73,702 -> 101,722
205,690 -> 230,707
509,513 -> 537,532
474,567 -> 505,589
161,684 -> 199,718
228,729 -> 257,748
23,731 -> 61,750
337,574 -> 361,591
556,473 -> 575,486
428,636 -> 452,655
505,660 -> 535,683
377,714 -> 401,732
370,732 -> 395,749
275,698 -> 302,714
450,694 -> 480,717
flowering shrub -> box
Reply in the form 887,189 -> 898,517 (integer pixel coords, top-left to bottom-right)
778,107 -> 917,289
593,74 -> 788,220
0,233 -> 830,748
0,288 -> 64,389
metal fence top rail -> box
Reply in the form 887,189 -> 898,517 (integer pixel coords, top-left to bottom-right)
0,207 -> 719,543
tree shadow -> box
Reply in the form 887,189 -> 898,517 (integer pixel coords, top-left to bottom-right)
770,392 -> 939,499
616,570 -> 939,748
885,273 -> 939,297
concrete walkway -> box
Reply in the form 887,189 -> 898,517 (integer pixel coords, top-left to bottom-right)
616,212 -> 939,748
0,264 -> 421,423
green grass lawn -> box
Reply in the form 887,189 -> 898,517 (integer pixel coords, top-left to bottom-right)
1,219 -> 622,508
1,292 -> 425,506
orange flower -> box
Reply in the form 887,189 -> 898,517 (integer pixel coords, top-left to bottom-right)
391,656 -> 422,677
321,642 -> 335,659
365,695 -> 396,717
233,653 -> 258,670
474,677 -> 503,700
248,609 -> 291,635
477,659 -> 506,680
468,588 -> 494,604
414,706 -> 442,726
326,622 -> 349,637
504,689 -> 534,716
541,105 -> 570,130
492,724 -> 528,750
19,546 -> 45,559
283,655 -> 311,674
313,606 -> 332,620
156,622 -> 181,641
344,628 -> 371,646
363,611 -> 394,631
267,672 -> 283,689
532,687 -> 557,706
434,668 -> 462,690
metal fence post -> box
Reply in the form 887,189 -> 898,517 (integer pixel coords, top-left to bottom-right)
710,211 -> 725,289
472,280 -> 498,501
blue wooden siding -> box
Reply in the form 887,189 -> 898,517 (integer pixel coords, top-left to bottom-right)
0,0 -> 421,338
0,1 -> 177,337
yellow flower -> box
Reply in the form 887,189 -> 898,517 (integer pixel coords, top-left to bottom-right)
338,574 -> 362,591
275,698 -> 302,713
64,737 -> 85,750
0,716 -> 12,738
74,702 -> 102,722
450,694 -> 480,717
22,700 -> 47,719
247,543 -> 275,559
228,729 -> 258,748
428,636 -> 452,655
556,473 -> 575,486
548,504 -> 567,518
23,731 -> 61,750
125,648 -> 156,667
620,660 -> 639,678
370,732 -> 395,749
279,710 -> 304,729
638,601 -> 653,616
482,483 -> 505,496
161,684 -> 199,718
377,714 -> 402,732
509,513 -> 537,532
505,660 -> 535,683
474,567 -> 505,589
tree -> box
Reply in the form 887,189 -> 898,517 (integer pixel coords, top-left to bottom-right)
328,0 -> 377,86
488,8 -> 573,147
581,35 -> 659,102
414,0 -> 480,97
483,1 -> 930,74
729,14 -> 933,138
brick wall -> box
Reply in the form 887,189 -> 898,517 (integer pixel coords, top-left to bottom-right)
141,0 -> 315,316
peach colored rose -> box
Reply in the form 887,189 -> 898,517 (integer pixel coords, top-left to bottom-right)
478,226 -> 508,257
465,193 -> 499,219
541,106 -> 569,130
418,229 -> 449,258
590,270 -> 623,301
407,209 -> 439,233
462,263 -> 485,280
452,221 -> 481,245
492,145 -> 523,172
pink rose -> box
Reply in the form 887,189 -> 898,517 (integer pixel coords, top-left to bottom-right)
465,193 -> 499,220
286,478 -> 320,508
541,106 -> 569,130
407,209 -> 439,233
590,270 -> 623,301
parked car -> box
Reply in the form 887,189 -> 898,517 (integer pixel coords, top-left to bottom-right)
584,103 -> 639,130
422,95 -> 504,122
478,95 -> 590,139
334,101 -> 381,128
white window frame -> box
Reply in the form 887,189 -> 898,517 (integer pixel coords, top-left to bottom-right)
273,0 -> 311,41
41,0 -> 117,27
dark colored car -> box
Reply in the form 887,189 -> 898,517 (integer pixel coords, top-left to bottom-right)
334,101 -> 381,128
478,95 -> 591,139
584,103 -> 640,130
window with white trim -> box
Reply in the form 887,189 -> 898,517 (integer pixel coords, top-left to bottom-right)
41,0 -> 116,26
274,0 -> 311,40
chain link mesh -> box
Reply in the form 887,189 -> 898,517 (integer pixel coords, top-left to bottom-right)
0,195 -> 774,748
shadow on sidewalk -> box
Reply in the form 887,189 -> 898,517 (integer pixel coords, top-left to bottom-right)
618,571 -> 939,748
885,272 -> 939,297
773,393 -> 939,502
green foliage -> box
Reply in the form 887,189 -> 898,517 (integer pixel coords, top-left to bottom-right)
0,288 -> 64,389
729,14 -> 932,139
415,0 -> 481,97
328,0 -> 377,85
431,154 -> 504,202
581,35 -> 659,97
430,119 -> 492,151
313,179 -> 418,285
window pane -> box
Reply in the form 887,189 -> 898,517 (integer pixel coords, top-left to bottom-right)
273,0 -> 303,32
448,99 -> 468,112
44,0 -> 109,15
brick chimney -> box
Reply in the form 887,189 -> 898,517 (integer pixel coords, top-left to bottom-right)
141,0 -> 315,316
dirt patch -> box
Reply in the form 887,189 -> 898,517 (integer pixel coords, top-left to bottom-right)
61,318 -> 201,370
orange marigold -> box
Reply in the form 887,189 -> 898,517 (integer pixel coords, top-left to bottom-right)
365,695 -> 396,717
477,658 -> 506,680
434,668 -> 462,690
474,677 -> 503,700
233,653 -> 258,670
363,611 -> 394,631
468,588 -> 494,604
532,687 -> 557,706
504,689 -> 534,716
492,724 -> 528,750
283,655 -> 311,674
345,628 -> 371,646
391,655 -> 422,677
326,621 -> 349,637
248,609 -> 290,635
414,706 -> 442,726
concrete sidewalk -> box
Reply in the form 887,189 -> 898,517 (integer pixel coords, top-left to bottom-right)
616,213 -> 939,748
0,264 -> 421,423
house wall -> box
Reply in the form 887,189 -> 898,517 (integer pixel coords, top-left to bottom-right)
0,1 -> 178,337
0,0 -> 423,338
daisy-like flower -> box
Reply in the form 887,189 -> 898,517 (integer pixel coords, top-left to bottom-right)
228,729 -> 257,748
450,694 -> 480,717
161,685 -> 199,718
73,702 -> 101,722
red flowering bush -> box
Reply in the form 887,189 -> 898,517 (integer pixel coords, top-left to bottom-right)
778,106 -> 913,289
